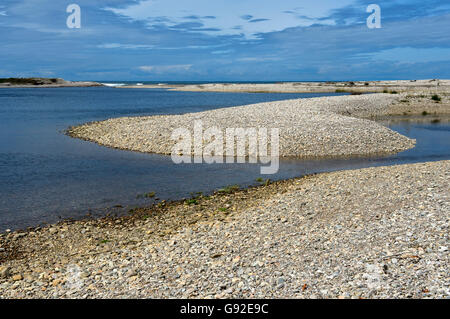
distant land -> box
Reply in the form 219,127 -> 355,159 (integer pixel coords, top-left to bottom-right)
0,77 -> 102,88
121,79 -> 450,94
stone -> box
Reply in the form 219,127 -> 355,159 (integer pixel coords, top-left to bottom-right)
12,274 -> 23,281
13,233 -> 27,240
0,266 -> 11,279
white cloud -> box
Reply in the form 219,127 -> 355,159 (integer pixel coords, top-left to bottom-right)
105,0 -> 354,39
211,49 -> 234,55
97,43 -> 228,50
237,57 -> 280,62
361,47 -> 450,63
97,43 -> 156,49
138,64 -> 192,73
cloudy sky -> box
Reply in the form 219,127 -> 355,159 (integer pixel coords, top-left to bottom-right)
0,0 -> 449,81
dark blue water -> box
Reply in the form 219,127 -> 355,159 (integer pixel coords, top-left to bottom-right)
0,87 -> 448,231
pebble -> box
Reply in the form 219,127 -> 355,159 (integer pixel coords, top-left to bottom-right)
0,267 -> 11,279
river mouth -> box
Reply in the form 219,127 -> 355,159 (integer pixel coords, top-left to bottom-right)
2,119 -> 448,232
0,88 -> 449,231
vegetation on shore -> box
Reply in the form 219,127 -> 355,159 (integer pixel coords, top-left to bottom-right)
0,77 -> 102,87
431,94 -> 442,102
0,78 -> 61,85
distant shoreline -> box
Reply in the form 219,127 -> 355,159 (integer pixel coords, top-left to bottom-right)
119,79 -> 450,94
2,78 -> 448,92
0,77 -> 103,88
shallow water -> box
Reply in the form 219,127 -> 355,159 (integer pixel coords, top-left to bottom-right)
0,87 -> 448,231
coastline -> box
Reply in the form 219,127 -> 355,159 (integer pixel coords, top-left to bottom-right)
1,160 -> 448,298
119,79 -> 450,94
0,81 -> 448,298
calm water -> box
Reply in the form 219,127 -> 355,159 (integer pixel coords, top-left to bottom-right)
0,87 -> 448,231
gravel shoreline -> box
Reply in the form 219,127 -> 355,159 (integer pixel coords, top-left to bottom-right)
121,79 -> 450,94
68,94 -> 419,158
0,160 -> 448,298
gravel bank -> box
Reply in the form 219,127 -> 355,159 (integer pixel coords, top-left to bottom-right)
68,94 -> 417,158
0,160 -> 448,298
122,79 -> 450,94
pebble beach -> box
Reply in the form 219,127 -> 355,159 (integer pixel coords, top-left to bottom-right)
0,161 -> 448,298
1,82 -> 449,299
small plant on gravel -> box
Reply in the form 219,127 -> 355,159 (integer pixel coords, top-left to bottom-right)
390,90 -> 398,94
218,184 -> 240,194
157,201 -> 166,208
128,207 -> 138,213
218,207 -> 228,212
190,191 -> 204,198
255,178 -> 272,186
422,111 -> 428,116
431,94 -> 441,102
185,199 -> 199,205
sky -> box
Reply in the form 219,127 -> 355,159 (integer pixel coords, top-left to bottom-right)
0,0 -> 449,81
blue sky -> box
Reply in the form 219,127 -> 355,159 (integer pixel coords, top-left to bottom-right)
0,0 -> 449,81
